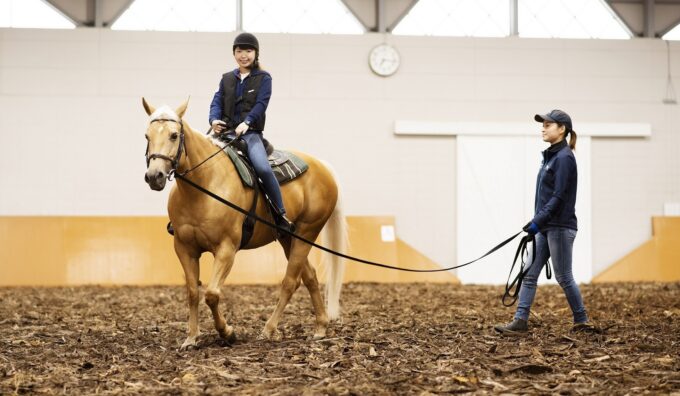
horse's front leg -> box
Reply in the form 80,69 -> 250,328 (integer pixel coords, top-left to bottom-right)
204,243 -> 237,344
175,242 -> 201,351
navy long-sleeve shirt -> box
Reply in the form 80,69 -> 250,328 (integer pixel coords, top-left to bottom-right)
209,68 -> 272,130
531,139 -> 578,231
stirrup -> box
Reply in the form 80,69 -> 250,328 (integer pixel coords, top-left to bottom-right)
275,215 -> 296,237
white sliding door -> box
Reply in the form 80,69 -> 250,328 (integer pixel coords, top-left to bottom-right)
456,135 -> 592,285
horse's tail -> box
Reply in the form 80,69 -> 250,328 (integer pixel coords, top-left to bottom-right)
319,161 -> 347,321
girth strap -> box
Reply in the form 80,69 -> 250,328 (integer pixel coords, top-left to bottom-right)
239,160 -> 260,249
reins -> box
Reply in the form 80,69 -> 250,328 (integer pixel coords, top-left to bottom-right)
147,119 -> 543,305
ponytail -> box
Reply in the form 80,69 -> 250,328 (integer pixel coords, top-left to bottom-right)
568,129 -> 577,150
558,122 -> 577,150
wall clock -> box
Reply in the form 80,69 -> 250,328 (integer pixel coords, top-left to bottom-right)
369,43 -> 400,77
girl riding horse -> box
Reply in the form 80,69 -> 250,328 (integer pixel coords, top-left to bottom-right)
143,97 -> 346,349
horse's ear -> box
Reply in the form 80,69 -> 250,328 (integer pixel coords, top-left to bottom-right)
175,96 -> 190,119
142,97 -> 156,116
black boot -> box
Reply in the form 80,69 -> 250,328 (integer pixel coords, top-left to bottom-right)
571,322 -> 599,333
275,214 -> 296,237
494,318 -> 528,335
166,221 -> 174,236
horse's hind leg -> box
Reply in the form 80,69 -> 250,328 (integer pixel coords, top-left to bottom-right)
176,243 -> 200,351
301,259 -> 329,339
262,237 -> 309,340
204,244 -> 237,343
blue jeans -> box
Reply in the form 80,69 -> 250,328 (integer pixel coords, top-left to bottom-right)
241,132 -> 286,215
514,228 -> 588,323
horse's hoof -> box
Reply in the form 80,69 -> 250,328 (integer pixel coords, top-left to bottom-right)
219,326 -> 237,344
260,328 -> 282,341
179,337 -> 199,351
312,332 -> 326,341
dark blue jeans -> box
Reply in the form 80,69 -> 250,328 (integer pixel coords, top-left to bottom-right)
241,132 -> 286,215
514,228 -> 588,324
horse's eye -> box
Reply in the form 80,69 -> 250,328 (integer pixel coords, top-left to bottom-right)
170,133 -> 178,140
144,134 -> 149,140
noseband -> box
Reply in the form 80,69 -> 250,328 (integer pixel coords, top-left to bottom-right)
145,118 -> 185,173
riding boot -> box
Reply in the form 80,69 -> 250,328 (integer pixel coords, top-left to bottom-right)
275,214 -> 296,237
571,322 -> 599,333
494,318 -> 528,335
167,221 -> 175,236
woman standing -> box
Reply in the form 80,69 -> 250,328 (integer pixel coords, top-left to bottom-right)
210,32 -> 294,234
495,109 -> 589,335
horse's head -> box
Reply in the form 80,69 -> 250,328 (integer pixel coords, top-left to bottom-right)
143,97 -> 189,191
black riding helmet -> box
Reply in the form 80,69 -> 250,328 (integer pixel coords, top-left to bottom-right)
233,32 -> 260,69
233,32 -> 259,52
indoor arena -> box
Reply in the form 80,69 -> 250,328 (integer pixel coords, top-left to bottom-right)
1,0 -> 679,394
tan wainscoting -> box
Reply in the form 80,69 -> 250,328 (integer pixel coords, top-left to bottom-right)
0,216 -> 458,286
593,217 -> 680,282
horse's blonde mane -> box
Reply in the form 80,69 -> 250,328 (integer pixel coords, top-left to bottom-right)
150,105 -> 179,122
148,105 -> 214,145
208,134 -> 227,148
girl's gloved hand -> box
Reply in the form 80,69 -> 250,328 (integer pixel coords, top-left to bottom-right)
523,222 -> 540,235
235,122 -> 249,137
211,120 -> 227,134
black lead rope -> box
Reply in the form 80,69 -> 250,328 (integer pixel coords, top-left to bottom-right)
501,234 -> 553,306
501,234 -> 535,306
160,131 -> 542,306
174,173 -> 528,279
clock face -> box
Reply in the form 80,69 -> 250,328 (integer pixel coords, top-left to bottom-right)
369,44 -> 400,77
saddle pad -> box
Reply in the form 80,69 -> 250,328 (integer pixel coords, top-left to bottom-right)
224,147 -> 309,188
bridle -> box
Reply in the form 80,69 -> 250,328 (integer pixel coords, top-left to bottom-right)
145,118 -> 237,179
145,118 -> 186,172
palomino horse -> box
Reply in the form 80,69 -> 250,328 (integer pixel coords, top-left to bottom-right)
142,98 -> 346,350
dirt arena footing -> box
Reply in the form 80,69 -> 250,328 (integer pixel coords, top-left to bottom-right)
1,282 -> 679,394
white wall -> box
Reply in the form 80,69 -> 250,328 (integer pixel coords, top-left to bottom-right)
1,28 -> 679,279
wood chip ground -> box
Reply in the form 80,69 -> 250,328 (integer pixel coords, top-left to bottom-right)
1,283 -> 679,394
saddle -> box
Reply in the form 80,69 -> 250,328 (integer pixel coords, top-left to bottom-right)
214,134 -> 309,247
224,146 -> 309,188
213,133 -> 308,186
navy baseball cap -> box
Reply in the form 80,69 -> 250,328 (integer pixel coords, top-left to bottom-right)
534,109 -> 572,131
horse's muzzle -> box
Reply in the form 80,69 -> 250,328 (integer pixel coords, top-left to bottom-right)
145,170 -> 167,191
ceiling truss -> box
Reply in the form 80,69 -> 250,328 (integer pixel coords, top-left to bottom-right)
40,0 -> 680,37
